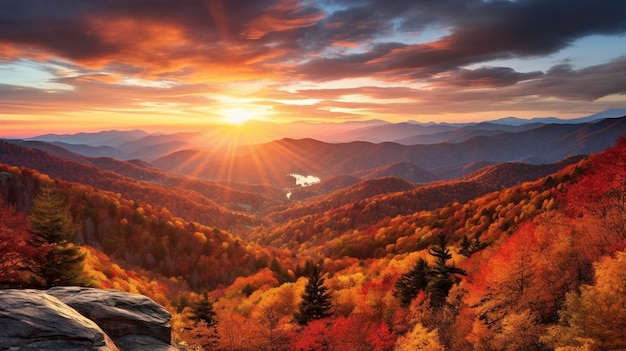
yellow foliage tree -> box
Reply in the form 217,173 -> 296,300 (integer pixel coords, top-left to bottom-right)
544,251 -> 626,350
395,323 -> 444,351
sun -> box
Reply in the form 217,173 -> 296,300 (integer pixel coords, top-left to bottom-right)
221,108 -> 252,125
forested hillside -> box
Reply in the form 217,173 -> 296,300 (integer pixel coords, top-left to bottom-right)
1,137 -> 625,350
0,141 -> 264,229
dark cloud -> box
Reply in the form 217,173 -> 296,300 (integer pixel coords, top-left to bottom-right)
0,1 -> 116,60
2,0 -> 625,82
517,57 -> 626,101
0,0 -> 324,78
276,57 -> 626,118
430,67 -> 544,88
295,42 -> 406,81
294,0 -> 626,81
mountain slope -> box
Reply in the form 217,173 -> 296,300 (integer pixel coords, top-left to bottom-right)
253,154 -> 587,253
152,117 -> 626,185
0,141 -> 259,230
461,155 -> 587,188
5,140 -> 95,165
352,161 -> 440,183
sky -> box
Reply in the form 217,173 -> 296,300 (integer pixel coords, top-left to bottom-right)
1,0 -> 626,137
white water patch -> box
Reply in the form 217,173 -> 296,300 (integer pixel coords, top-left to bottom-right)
289,173 -> 321,187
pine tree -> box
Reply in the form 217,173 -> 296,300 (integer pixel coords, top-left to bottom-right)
427,234 -> 466,308
394,258 -> 430,307
29,185 -> 85,287
460,232 -> 488,257
193,292 -> 218,327
190,292 -> 219,349
296,263 -> 332,325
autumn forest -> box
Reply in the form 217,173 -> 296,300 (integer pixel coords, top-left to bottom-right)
1,123 -> 626,350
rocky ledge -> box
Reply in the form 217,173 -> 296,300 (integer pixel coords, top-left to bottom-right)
0,287 -> 178,351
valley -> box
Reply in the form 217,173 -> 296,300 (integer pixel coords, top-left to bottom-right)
1,112 -> 626,350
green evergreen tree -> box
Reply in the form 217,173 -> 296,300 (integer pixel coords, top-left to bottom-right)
270,257 -> 292,284
29,185 -> 86,287
460,232 -> 488,257
295,263 -> 332,325
426,234 -> 466,308
193,292 -> 218,327
190,292 -> 219,350
394,258 -> 430,307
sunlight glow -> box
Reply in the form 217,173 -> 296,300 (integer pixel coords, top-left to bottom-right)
220,108 -> 253,124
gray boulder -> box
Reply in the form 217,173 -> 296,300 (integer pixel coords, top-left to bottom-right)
0,287 -> 177,351
47,286 -> 172,344
0,289 -> 119,351
116,334 -> 180,351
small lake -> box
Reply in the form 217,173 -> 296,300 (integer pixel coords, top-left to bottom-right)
287,173 -> 321,199
289,173 -> 321,187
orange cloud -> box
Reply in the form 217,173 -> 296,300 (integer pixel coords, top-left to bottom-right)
242,0 -> 324,39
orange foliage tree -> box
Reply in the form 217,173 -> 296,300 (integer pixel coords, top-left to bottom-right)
0,197 -> 47,287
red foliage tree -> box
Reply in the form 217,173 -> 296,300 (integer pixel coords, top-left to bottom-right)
367,322 -> 398,351
0,198 -> 47,287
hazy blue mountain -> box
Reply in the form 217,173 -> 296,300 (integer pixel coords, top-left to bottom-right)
489,108 -> 626,126
395,123 -> 545,145
28,130 -> 150,147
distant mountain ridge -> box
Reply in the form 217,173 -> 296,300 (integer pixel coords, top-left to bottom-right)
5,114 -> 626,191
30,129 -> 151,146
152,116 -> 626,185
26,130 -> 202,161
490,108 -> 626,126
19,109 -> 626,162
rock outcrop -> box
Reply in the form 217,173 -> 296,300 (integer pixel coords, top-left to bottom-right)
0,287 -> 177,351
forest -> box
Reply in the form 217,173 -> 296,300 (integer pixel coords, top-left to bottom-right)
1,137 -> 625,350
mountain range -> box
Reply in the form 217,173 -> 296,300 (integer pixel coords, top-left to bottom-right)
2,110 -> 626,350
21,109 -> 626,161
2,110 -> 623,193
152,116 -> 626,185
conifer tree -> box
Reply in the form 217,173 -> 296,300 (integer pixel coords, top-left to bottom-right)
193,292 -> 218,327
394,258 -> 430,307
427,234 -> 466,308
295,263 -> 332,325
29,185 -> 85,287
190,292 -> 219,349
460,232 -> 488,257
394,235 -> 467,309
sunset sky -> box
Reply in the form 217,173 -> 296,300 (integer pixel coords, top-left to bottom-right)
1,0 -> 626,137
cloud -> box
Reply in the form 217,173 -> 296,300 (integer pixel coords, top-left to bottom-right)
2,0 -> 625,82
0,0 -> 323,80
429,67 -> 544,88
0,0 -> 625,128
515,57 -> 626,101
293,0 -> 626,81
